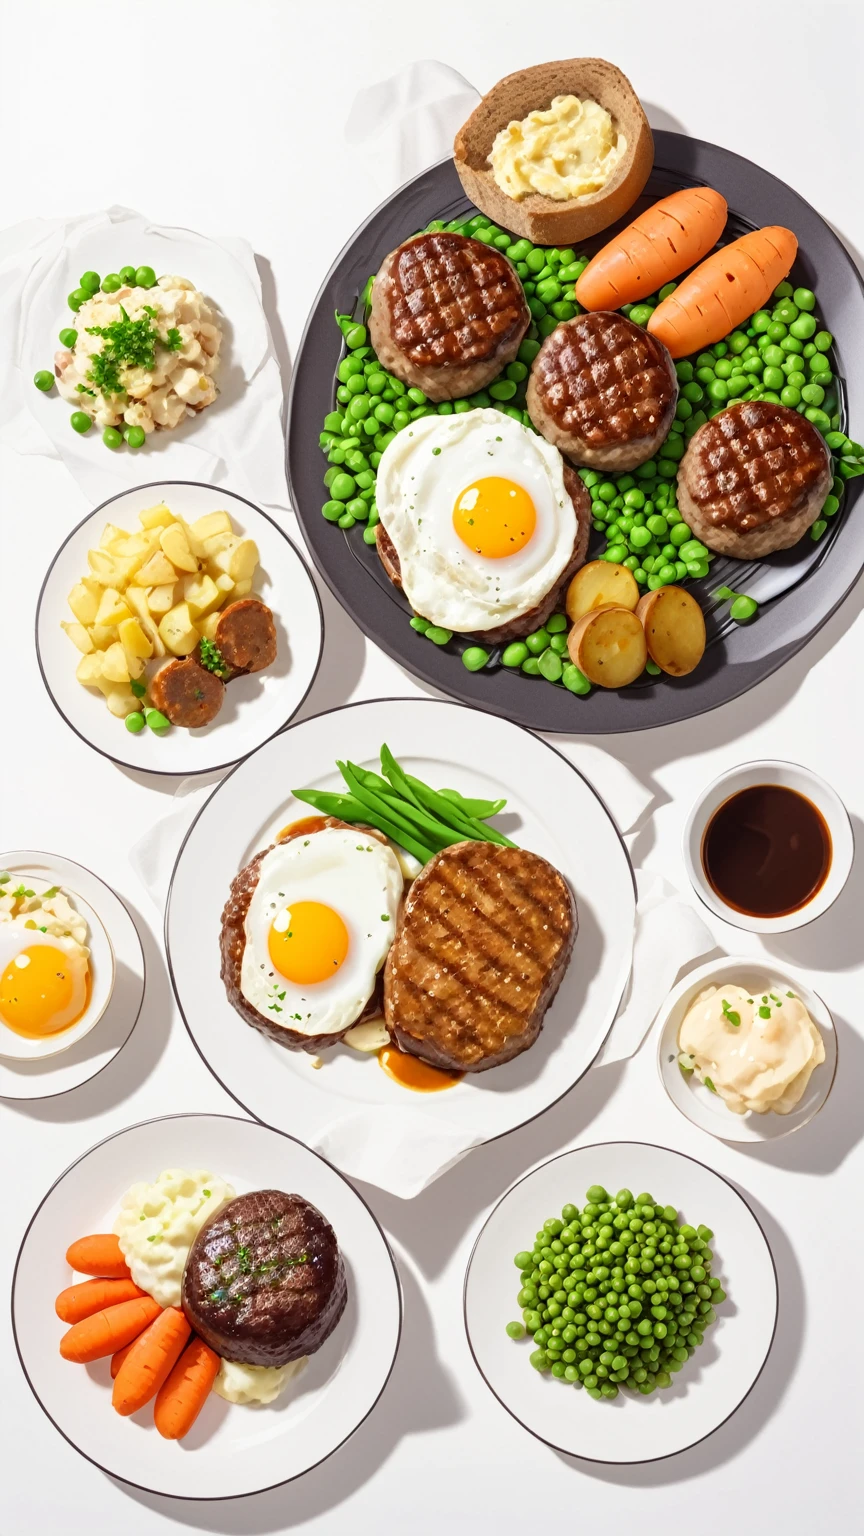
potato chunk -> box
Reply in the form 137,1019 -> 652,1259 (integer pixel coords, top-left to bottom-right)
138,503 -> 177,531
101,641 -> 131,683
636,588 -> 706,677
186,510 -> 233,557
181,572 -> 222,618
158,601 -> 200,656
118,616 -> 154,660
145,584 -> 177,616
567,606 -> 647,688
95,587 -> 132,627
160,522 -> 199,573
566,561 -> 640,624
75,653 -> 104,687
61,621 -> 94,655
67,581 -> 100,626
137,549 -> 180,587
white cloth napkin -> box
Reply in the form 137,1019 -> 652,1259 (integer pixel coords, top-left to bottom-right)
0,205 -> 288,513
345,60 -> 480,196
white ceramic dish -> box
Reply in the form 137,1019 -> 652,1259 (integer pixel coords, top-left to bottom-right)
655,956 -> 837,1143
12,1113 -> 401,1500
0,852 -> 144,1100
683,759 -> 853,933
464,1141 -> 777,1463
0,865 -> 115,1061
36,481 -> 323,776
165,698 -> 636,1195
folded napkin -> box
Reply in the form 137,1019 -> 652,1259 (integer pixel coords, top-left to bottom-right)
345,60 -> 480,196
0,205 -> 288,513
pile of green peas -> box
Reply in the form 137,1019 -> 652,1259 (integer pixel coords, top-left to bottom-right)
506,1186 -> 725,1400
34,265 -> 159,451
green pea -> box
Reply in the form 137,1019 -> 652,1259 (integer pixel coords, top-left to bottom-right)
562,664 -> 590,695
805,406 -> 831,431
489,379 -> 517,401
801,383 -> 825,406
629,525 -> 653,550
518,338 -> 541,365
546,613 -> 567,633
537,649 -> 562,682
134,265 -> 156,288
645,514 -> 668,538
125,710 -> 146,734
506,1320 -> 527,1340
780,334 -> 803,355
525,628 -> 551,655
462,646 -> 490,671
790,313 -> 816,340
822,494 -> 840,517
79,269 -> 101,294
425,626 -> 452,645
713,358 -> 733,380
605,544 -> 627,563
119,265 -> 137,284
145,709 -> 171,733
730,595 -> 758,622
98,273 -> 120,294
814,330 -> 833,352
762,366 -> 784,391
548,633 -> 569,654
338,512 -> 356,529
33,370 -> 54,392
322,501 -> 343,522
329,472 -> 356,502
502,641 -> 529,668
727,331 -> 749,354
68,288 -> 89,312
629,304 -> 654,327
345,498 -> 368,520
780,385 -> 802,407
102,427 -> 123,450
70,410 -> 92,434
810,519 -> 828,541
521,656 -> 542,675
58,327 -> 79,350
345,324 -> 367,350
751,311 -> 772,333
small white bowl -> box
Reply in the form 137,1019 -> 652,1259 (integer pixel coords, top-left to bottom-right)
655,955 -> 837,1144
0,872 -> 115,1061
683,759 -> 853,934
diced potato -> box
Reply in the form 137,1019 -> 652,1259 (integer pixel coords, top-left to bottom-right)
113,530 -> 160,560
125,588 -> 167,657
209,537 -> 258,584
567,606 -> 647,689
635,588 -> 706,677
158,601 -> 199,656
61,621 -> 94,655
198,611 -> 221,641
118,616 -> 154,660
104,688 -> 139,719
100,522 -> 126,549
87,548 -> 122,585
67,581 -> 100,626
181,572 -> 222,618
566,562 -> 640,624
203,531 -> 238,560
76,653 -> 104,686
233,579 -> 252,598
101,641 -> 131,683
160,522 -> 199,573
214,573 -> 234,595
145,584 -> 177,616
186,510 -> 233,557
137,550 -> 180,586
138,503 -> 176,531
89,625 -> 118,650
95,587 -> 132,626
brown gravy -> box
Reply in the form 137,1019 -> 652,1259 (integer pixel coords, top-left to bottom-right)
702,784 -> 831,918
378,1044 -> 462,1092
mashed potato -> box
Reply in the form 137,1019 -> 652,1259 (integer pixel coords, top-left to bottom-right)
214,1356 -> 307,1406
114,1168 -> 235,1307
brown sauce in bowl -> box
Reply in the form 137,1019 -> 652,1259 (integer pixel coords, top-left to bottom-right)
701,784 -> 831,918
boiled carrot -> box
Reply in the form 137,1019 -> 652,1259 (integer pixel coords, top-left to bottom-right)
647,227 -> 798,358
576,187 -> 728,311
55,1277 -> 147,1324
154,1338 -> 220,1440
112,1306 -> 192,1416
111,1340 -> 136,1379
65,1234 -> 131,1280
59,1296 -> 161,1363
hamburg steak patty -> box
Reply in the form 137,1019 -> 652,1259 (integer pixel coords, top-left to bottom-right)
676,401 -> 832,557
527,312 -> 678,470
375,466 -> 591,644
182,1190 -> 347,1366
384,841 -> 576,1072
369,231 -> 530,402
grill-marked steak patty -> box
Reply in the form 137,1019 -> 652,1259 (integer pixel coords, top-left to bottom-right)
369,232 -> 530,401
676,401 -> 832,557
181,1190 -> 347,1367
384,841 -> 576,1072
527,311 -> 678,470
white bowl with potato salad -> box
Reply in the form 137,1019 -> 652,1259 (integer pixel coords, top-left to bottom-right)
36,482 -> 323,775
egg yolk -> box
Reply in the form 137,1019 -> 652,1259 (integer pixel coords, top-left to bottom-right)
452,476 -> 537,558
268,901 -> 350,985
0,945 -> 86,1037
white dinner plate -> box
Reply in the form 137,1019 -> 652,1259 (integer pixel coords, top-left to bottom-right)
0,851 -> 144,1100
464,1141 -> 777,1463
165,698 -> 636,1195
36,481 -> 323,776
12,1113 -> 401,1500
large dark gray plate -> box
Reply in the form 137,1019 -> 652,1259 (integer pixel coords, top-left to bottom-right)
287,131 -> 864,734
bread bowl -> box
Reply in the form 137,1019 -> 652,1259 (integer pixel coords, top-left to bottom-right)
454,58 -> 653,247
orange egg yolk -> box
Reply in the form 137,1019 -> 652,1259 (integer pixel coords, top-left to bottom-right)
0,945 -> 86,1037
452,476 -> 537,558
268,901 -> 350,986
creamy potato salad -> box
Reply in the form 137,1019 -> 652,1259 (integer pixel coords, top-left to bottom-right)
114,1168 -> 235,1307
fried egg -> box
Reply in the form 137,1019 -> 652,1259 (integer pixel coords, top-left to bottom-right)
240,827 -> 403,1039
375,408 -> 577,633
0,928 -> 89,1038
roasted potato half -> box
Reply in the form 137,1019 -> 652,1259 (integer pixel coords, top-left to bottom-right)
565,560 -> 640,624
636,587 -> 706,677
567,605 -> 647,688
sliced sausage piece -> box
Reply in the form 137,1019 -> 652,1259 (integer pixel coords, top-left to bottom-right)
215,598 -> 277,674
149,658 -> 225,728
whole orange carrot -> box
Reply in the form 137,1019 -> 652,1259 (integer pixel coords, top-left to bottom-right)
111,1339 -> 136,1379
576,187 -> 728,311
60,1296 -> 161,1363
112,1307 -> 192,1416
56,1277 -> 147,1324
647,227 -> 798,357
154,1338 -> 220,1440
65,1234 -> 131,1280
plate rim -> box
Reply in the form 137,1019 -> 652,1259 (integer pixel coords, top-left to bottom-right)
285,132 -> 864,735
163,695 -> 637,1159
11,1109 -> 404,1502
34,479 -> 325,778
462,1137 -> 779,1465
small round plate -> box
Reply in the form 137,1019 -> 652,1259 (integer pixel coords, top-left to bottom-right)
464,1140 -> 777,1463
655,956 -> 837,1142
36,481 -> 323,777
0,851 -> 144,1100
12,1112 -> 401,1500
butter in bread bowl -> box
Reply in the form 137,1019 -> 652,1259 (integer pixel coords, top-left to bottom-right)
453,58 -> 653,246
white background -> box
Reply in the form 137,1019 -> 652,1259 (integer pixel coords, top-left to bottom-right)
1,2 -> 862,1532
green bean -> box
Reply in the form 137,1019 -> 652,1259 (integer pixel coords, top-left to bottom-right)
405,772 -> 516,848
333,765 -> 437,864
438,789 -> 507,819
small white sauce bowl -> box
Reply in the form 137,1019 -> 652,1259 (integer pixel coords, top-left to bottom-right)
655,955 -> 837,1143
683,759 -> 854,934
0,876 -> 116,1061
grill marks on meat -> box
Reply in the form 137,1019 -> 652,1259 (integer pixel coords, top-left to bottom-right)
527,312 -> 678,470
384,842 -> 576,1072
676,401 -> 832,556
181,1191 -> 347,1367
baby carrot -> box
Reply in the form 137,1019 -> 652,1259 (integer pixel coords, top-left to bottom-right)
112,1306 -> 192,1416
576,187 -> 728,311
56,1277 -> 147,1324
65,1234 -> 131,1280
647,227 -> 798,358
111,1339 -> 136,1379
60,1296 -> 161,1363
154,1338 -> 220,1440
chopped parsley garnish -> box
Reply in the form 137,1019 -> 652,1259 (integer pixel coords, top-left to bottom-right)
786,990 -> 796,998
198,636 -> 231,678
380,914 -> 390,921
42,886 -> 59,898
758,1005 -> 772,1019
202,1189 -> 211,1198
721,998 -> 741,1027
84,304 -> 183,398
704,1076 -> 717,1093
0,873 -> 9,883
130,678 -> 147,698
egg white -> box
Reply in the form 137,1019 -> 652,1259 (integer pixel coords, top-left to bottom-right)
240,828 -> 403,1039
375,408 -> 577,633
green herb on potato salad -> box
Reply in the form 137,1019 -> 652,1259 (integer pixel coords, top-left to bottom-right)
317,213 -> 862,696
507,1186 -> 726,1400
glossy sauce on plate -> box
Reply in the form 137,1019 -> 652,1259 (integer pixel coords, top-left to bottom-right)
702,784 -> 831,917
378,1044 -> 462,1092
